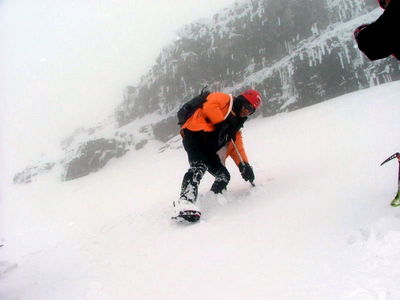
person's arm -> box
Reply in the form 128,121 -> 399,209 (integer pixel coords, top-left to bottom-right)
228,132 -> 249,165
202,93 -> 231,124
354,0 -> 400,60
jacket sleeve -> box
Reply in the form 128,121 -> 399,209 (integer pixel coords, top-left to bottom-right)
355,0 -> 400,60
227,131 -> 249,166
202,93 -> 231,125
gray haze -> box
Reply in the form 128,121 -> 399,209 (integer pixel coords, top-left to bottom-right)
0,0 -> 236,172
5,0 -> 400,186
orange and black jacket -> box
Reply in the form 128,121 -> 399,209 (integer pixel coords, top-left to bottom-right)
181,92 -> 249,165
354,0 -> 400,61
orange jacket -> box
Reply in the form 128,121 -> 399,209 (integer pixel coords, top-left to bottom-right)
181,92 -> 249,165
225,134 -> 249,165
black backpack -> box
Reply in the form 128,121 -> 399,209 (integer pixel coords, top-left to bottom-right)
177,87 -> 211,125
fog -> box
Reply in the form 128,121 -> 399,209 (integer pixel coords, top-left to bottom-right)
0,0 -> 236,174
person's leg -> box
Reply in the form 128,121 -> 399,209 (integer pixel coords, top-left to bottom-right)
179,161 -> 207,203
173,130 -> 207,221
208,154 -> 231,194
179,130 -> 212,202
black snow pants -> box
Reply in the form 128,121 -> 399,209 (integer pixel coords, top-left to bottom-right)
180,129 -> 230,203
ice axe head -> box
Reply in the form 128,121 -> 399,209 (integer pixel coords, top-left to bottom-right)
381,152 -> 400,166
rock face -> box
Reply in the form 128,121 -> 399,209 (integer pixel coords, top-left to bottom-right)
116,0 -> 400,141
13,162 -> 55,184
14,0 -> 400,183
62,138 -> 130,181
14,126 -> 138,184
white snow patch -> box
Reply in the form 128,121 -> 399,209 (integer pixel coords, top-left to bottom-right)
1,81 -> 400,299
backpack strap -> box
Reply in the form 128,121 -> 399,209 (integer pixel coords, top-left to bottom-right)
223,94 -> 233,120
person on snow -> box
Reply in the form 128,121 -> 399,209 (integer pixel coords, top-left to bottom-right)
353,0 -> 400,61
173,90 -> 262,222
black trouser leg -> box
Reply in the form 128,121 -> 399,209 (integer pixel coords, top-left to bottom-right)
180,161 -> 207,203
180,129 -> 231,200
208,163 -> 231,194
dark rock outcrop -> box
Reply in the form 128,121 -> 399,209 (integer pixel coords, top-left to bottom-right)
13,162 -> 55,184
62,138 -> 131,181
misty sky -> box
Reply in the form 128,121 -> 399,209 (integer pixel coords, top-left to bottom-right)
0,0 -> 236,172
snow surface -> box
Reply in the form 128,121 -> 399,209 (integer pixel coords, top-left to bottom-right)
1,81 -> 400,300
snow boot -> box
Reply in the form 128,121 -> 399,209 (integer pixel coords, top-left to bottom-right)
172,199 -> 201,223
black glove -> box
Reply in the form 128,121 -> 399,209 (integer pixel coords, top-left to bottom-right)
215,113 -> 236,130
215,113 -> 238,145
353,24 -> 369,41
238,162 -> 255,182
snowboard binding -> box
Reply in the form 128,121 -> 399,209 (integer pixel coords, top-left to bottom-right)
171,210 -> 201,223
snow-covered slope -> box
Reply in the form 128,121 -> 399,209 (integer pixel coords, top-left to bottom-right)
1,81 -> 400,299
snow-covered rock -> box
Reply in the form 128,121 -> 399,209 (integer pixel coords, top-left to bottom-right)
14,0 -> 400,183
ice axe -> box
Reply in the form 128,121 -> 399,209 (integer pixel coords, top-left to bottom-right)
231,139 -> 255,187
380,152 -> 400,207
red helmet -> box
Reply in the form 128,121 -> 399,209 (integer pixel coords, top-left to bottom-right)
241,89 -> 262,109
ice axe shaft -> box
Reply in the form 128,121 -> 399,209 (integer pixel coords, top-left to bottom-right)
394,161 -> 400,207
231,139 -> 255,187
